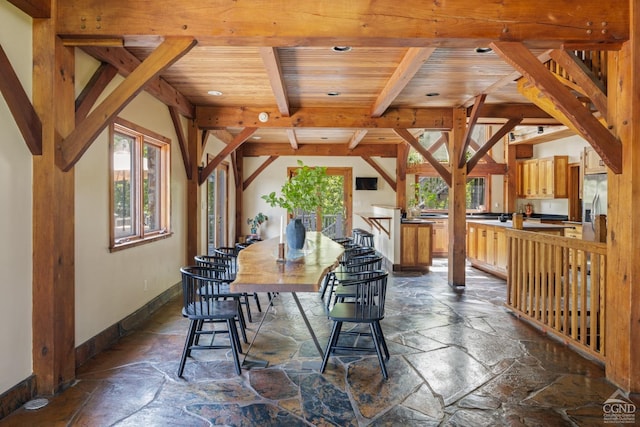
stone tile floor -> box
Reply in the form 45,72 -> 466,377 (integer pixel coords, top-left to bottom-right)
2,260 -> 638,426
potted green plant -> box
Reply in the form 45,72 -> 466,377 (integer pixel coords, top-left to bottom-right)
262,160 -> 329,249
247,212 -> 268,236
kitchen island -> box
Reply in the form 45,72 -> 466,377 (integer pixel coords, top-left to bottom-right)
466,219 -> 576,279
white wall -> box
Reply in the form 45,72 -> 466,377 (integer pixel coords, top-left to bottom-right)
0,4 -> 33,393
74,52 -> 187,345
242,156 -> 397,240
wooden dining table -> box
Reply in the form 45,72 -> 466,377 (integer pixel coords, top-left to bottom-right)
230,232 -> 344,359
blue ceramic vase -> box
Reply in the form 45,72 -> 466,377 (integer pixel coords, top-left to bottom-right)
286,218 -> 306,250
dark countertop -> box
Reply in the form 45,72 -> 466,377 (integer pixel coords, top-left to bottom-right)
401,219 -> 435,224
467,219 -> 576,230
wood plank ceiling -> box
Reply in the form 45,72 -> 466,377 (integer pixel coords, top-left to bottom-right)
36,0 -> 629,164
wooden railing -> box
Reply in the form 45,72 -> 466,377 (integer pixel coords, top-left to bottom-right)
505,229 -> 607,362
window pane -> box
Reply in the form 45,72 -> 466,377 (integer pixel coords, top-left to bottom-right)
418,176 -> 486,210
143,143 -> 161,232
113,133 -> 135,238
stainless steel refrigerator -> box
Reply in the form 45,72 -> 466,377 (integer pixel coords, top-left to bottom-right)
582,173 -> 607,241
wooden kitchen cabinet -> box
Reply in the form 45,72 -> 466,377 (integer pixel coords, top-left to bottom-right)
401,223 -> 433,269
583,147 -> 606,174
431,218 -> 449,257
466,222 -> 508,279
517,155 -> 568,199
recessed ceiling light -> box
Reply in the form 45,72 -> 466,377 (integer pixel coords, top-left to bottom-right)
327,91 -> 340,96
207,90 -> 223,96
252,136 -> 262,140
425,92 -> 440,97
474,47 -> 493,53
331,46 -> 352,52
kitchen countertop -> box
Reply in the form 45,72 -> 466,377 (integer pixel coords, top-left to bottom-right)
467,219 -> 576,230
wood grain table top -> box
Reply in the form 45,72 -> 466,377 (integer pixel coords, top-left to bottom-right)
230,232 -> 344,293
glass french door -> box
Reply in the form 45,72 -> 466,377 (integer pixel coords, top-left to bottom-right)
207,163 -> 228,254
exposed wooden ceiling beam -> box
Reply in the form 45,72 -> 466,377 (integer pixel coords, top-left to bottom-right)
467,118 -> 521,173
348,130 -> 368,150
468,138 -> 496,164
286,129 -> 298,149
394,128 -> 452,186
197,106 -> 453,129
549,49 -> 608,117
428,132 -> 449,155
0,43 -> 42,155
491,41 -> 621,173
259,47 -> 290,117
517,78 -> 583,135
57,0 -> 628,48
208,129 -> 235,145
59,37 -> 197,171
199,127 -> 257,184
462,50 -> 553,108
81,45 -> 195,118
370,47 -> 436,117
7,0 -> 50,18
240,142 -> 397,157
75,62 -> 118,123
459,94 -> 486,168
169,106 -> 191,180
243,155 -> 279,190
410,161 -> 507,176
362,155 -> 396,191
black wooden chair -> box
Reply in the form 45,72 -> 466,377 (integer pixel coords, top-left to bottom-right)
322,251 -> 382,308
320,270 -> 390,379
178,266 -> 243,377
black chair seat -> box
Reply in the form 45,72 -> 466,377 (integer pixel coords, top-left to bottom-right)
326,302 -> 384,322
183,300 -> 239,320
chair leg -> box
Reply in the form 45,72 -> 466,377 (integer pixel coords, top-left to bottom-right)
227,319 -> 242,375
178,320 -> 198,377
369,323 -> 388,380
242,293 -> 253,322
373,321 -> 390,361
320,321 -> 343,373
236,304 -> 248,344
253,293 -> 262,312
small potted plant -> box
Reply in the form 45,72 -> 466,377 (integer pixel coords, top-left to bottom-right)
247,212 -> 268,236
262,160 -> 329,249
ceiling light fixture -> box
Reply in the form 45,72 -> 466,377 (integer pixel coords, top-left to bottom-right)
207,90 -> 223,96
252,136 -> 262,140
258,112 -> 269,122
474,47 -> 493,53
425,92 -> 440,97
331,46 -> 352,52
327,91 -> 340,96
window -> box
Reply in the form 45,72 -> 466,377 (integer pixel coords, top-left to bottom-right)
417,176 -> 487,211
110,118 -> 171,250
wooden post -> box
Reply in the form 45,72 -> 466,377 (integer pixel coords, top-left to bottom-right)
186,120 -> 200,262
396,142 -> 409,212
32,19 -> 76,393
235,149 -> 244,243
605,0 -> 640,393
594,215 -> 607,243
448,108 -> 467,286
504,131 -> 517,213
